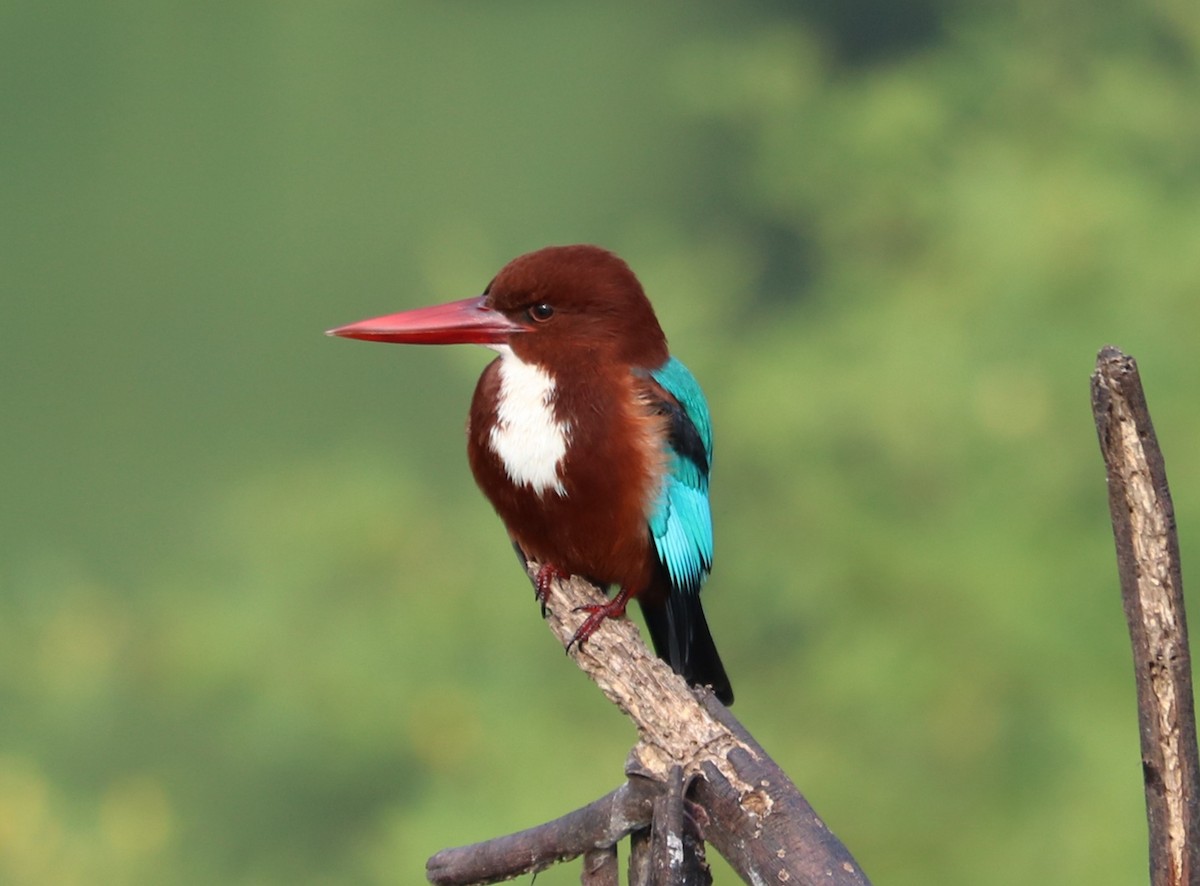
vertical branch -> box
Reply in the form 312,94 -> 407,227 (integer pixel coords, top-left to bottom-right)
581,847 -> 619,885
1091,345 -> 1200,886
647,765 -> 710,885
628,826 -> 652,885
649,765 -> 686,885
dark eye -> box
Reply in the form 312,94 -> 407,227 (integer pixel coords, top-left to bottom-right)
528,303 -> 554,322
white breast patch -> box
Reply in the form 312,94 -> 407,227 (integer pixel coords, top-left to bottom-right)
488,346 -> 570,497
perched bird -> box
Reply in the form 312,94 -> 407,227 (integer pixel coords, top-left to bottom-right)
329,245 -> 733,704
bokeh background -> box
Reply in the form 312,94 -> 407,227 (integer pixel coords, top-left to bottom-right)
3,1 -> 1198,883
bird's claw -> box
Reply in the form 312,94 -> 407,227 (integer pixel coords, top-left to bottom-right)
533,563 -> 567,619
565,592 -> 631,654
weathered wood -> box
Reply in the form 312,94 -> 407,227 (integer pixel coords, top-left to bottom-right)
693,695 -> 870,884
581,846 -> 619,886
426,565 -> 872,884
679,791 -> 712,886
425,778 -> 657,885
647,764 -> 710,885
629,823 -> 652,886
1092,345 -> 1200,886
533,564 -> 746,784
649,766 -> 682,885
545,568 -> 869,884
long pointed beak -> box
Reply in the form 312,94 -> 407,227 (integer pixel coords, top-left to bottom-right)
326,296 -> 528,345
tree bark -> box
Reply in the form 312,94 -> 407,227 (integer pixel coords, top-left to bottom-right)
1092,345 -> 1200,886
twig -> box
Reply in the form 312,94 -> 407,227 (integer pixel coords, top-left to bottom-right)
425,778 -> 657,885
1092,345 -> 1200,886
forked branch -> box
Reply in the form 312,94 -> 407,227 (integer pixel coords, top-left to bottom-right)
426,564 -> 871,884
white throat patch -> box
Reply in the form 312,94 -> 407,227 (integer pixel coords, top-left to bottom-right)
488,345 -> 570,496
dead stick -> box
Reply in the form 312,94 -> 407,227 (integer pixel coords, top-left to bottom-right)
1092,345 -> 1200,886
425,778 -> 657,885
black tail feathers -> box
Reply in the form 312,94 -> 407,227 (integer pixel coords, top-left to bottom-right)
639,590 -> 734,705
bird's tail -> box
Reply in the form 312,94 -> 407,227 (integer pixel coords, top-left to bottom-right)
638,585 -> 734,705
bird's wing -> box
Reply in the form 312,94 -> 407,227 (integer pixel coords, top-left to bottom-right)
642,357 -> 714,595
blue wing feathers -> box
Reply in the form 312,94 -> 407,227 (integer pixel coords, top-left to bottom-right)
639,357 -> 732,704
651,357 -> 712,461
645,357 -> 714,596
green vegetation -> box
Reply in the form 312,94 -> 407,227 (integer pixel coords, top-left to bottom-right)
2,2 -> 1196,882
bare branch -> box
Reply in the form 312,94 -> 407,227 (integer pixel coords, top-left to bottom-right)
693,695 -> 869,883
532,566 -> 871,885
426,561 -> 873,884
534,564 -> 745,782
425,778 -> 657,885
1092,345 -> 1200,886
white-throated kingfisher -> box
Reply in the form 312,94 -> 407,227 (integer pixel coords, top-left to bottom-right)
329,245 -> 733,704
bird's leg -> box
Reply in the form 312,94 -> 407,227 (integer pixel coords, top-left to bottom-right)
567,586 -> 633,653
533,563 -> 569,618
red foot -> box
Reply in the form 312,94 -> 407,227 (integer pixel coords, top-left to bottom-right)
567,587 -> 633,653
534,563 -> 569,618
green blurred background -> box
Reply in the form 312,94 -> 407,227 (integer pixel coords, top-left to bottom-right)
2,1 -> 1198,883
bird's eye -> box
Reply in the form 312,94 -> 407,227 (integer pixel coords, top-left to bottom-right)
528,303 -> 554,323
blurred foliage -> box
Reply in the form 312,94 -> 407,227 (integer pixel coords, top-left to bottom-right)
2,0 -> 1198,883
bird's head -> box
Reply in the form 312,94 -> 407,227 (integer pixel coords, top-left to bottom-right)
328,245 -> 669,369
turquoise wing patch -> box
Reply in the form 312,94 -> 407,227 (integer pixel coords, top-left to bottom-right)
646,357 -> 714,595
